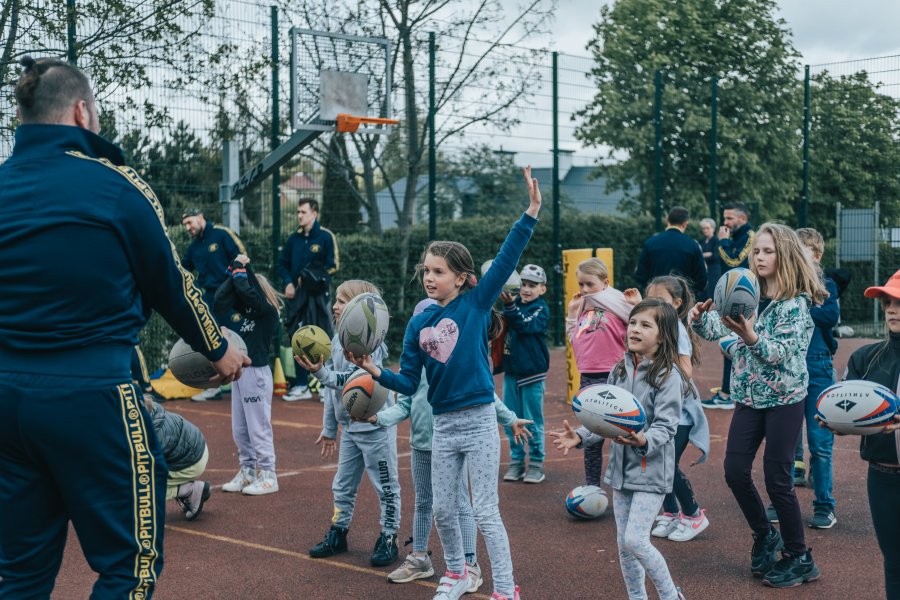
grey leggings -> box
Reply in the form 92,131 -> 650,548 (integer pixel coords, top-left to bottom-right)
613,489 -> 679,600
432,403 -> 514,596
410,448 -> 477,561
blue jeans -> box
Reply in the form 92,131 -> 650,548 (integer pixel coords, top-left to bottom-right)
793,354 -> 836,510
503,376 -> 545,463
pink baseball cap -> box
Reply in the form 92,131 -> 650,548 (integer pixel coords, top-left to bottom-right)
865,269 -> 900,300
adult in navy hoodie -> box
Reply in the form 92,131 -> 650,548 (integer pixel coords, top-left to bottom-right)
0,57 -> 248,599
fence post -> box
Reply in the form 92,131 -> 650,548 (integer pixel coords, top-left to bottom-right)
428,32 -> 436,241
801,65 -> 810,228
874,200 -> 880,333
835,201 -> 842,269
221,141 -> 240,233
654,69 -> 663,232
709,76 -> 718,220
66,0 -> 77,64
552,51 -> 562,345
271,6 -> 280,274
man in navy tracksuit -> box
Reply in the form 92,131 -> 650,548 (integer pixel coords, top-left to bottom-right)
277,198 -> 338,400
634,206 -> 708,299
181,208 -> 246,318
0,57 -> 248,599
181,209 -> 247,401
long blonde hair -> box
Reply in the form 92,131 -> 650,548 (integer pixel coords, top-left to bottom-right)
255,274 -> 283,314
752,223 -> 827,304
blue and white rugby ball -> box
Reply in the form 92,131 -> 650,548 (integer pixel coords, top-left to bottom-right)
572,384 -> 646,438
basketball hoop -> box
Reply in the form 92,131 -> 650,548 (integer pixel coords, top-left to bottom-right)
335,114 -> 399,133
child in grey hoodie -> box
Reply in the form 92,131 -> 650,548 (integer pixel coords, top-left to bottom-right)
551,298 -> 686,600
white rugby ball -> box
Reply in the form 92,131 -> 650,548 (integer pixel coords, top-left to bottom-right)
480,259 -> 521,292
338,292 -> 390,356
168,329 -> 247,389
565,485 -> 608,520
816,380 -> 899,435
714,268 -> 760,320
572,384 -> 646,438
719,334 -> 740,360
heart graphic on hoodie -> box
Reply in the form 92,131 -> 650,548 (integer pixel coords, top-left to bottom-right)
419,318 -> 459,363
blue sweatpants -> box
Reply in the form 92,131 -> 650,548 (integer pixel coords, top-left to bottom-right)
0,373 -> 167,599
502,376 -> 545,463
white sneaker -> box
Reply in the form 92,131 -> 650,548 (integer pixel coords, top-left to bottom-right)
433,567 -> 469,600
191,387 -> 222,402
283,385 -> 312,401
242,470 -> 279,495
668,509 -> 709,542
387,553 -> 435,583
651,512 -> 680,538
222,467 -> 256,493
466,562 -> 483,593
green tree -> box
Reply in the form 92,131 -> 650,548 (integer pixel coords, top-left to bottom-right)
441,145 -> 523,218
808,71 -> 900,236
575,0 -> 802,222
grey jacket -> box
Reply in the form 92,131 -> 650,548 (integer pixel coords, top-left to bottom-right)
578,354 -> 683,494
313,334 -> 391,439
147,401 -> 206,472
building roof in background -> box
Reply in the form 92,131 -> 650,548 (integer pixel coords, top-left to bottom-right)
366,166 -> 630,232
282,172 -> 320,191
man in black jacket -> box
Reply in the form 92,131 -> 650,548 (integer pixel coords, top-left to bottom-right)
634,206 -> 708,298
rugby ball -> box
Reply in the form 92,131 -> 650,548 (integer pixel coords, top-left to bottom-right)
168,329 -> 247,389
572,384 -> 646,438
480,259 -> 521,292
341,369 -> 390,420
719,334 -> 740,360
714,268 -> 760,320
566,485 -> 608,520
816,380 -> 900,435
338,292 -> 390,356
291,324 -> 333,364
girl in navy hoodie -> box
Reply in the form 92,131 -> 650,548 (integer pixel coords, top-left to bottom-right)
350,167 -> 541,600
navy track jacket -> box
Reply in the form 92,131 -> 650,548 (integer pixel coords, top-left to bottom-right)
0,125 -> 228,379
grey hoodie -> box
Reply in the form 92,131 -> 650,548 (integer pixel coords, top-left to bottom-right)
578,353 -> 683,494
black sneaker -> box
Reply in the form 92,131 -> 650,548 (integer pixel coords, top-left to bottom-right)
750,527 -> 783,577
763,549 -> 820,588
371,532 -> 399,566
809,508 -> 837,529
309,525 -> 349,558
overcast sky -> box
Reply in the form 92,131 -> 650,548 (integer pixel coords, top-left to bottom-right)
523,0 -> 900,66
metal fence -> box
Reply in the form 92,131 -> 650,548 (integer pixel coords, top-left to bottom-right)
3,2 -> 899,369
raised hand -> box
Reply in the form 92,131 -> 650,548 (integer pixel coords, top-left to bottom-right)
722,313 -> 757,345
623,288 -> 642,306
346,351 -> 381,378
523,166 -> 542,218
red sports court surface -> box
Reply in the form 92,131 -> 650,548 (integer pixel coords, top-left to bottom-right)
54,338 -> 886,599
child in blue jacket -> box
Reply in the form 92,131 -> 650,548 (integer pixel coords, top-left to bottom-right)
500,264 -> 550,484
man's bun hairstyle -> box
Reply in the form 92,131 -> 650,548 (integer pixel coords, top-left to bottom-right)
15,56 -> 93,124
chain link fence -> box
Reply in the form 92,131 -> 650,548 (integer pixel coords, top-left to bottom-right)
2,2 -> 898,370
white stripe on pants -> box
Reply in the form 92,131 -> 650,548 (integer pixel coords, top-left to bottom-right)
331,427 -> 400,534
410,448 -> 477,559
613,489 -> 679,600
231,366 -> 275,471
432,403 -> 514,596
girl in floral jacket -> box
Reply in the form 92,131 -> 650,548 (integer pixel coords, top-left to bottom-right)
691,223 -> 826,589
